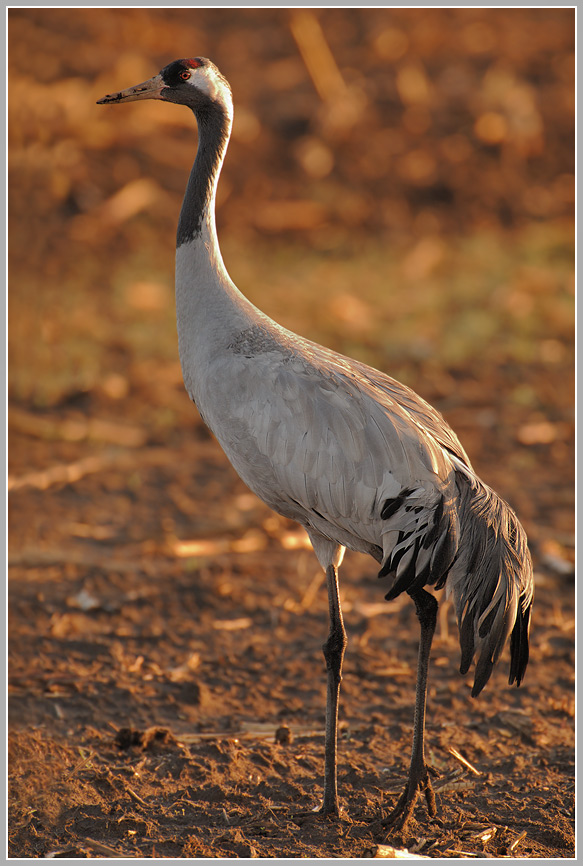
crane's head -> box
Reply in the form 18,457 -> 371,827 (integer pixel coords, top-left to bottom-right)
97,58 -> 232,116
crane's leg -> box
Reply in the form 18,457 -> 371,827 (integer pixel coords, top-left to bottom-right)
320,563 -> 347,816
383,587 -> 438,831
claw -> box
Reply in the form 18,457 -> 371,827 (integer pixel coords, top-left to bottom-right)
319,800 -> 341,818
292,801 -> 345,825
382,766 -> 437,832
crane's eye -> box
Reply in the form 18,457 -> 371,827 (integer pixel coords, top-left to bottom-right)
180,70 -> 191,81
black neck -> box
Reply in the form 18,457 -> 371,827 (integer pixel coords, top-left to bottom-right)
176,101 -> 231,248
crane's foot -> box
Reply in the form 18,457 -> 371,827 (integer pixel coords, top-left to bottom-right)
292,799 -> 345,825
318,790 -> 347,819
381,764 -> 438,833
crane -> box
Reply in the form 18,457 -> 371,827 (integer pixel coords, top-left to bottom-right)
98,58 -> 533,831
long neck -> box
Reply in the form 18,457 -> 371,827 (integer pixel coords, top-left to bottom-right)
174,96 -> 261,403
177,101 -> 231,249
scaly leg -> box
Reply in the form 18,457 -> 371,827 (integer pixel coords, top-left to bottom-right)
320,563 -> 348,816
383,587 -> 438,831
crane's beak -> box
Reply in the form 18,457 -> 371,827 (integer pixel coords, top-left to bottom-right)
97,73 -> 165,105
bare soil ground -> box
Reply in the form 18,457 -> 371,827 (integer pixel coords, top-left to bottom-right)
8,380 -> 575,858
8,7 -> 574,859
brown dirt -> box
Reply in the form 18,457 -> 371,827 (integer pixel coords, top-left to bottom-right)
7,386 -> 575,859
8,7 -> 574,860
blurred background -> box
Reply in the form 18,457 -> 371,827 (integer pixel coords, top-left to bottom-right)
7,10 -> 575,857
9,6 -> 574,571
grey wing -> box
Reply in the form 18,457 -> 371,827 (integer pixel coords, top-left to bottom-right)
324,346 -> 473,469
215,339 -> 531,701
218,348 -> 460,563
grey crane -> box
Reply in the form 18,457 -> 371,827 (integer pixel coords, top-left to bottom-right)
98,58 -> 533,830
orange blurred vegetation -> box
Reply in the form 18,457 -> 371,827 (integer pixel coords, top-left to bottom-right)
8,8 -> 574,485
9,8 -> 574,257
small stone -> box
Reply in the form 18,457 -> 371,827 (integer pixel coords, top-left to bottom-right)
275,725 -> 293,745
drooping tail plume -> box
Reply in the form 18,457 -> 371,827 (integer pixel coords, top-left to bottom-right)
448,467 -> 533,697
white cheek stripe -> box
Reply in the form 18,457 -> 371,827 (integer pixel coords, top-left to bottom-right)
189,68 -> 222,103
